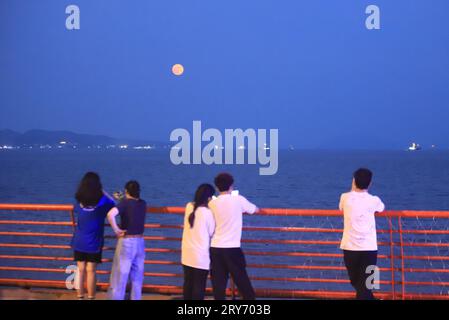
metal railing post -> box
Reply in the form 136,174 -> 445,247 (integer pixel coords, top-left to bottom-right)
387,217 -> 396,300
398,216 -> 406,300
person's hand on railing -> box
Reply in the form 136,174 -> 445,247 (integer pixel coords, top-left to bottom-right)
244,207 -> 260,215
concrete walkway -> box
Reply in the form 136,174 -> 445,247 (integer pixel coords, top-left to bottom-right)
0,286 -> 179,300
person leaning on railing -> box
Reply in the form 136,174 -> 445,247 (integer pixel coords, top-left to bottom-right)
70,172 -> 115,300
181,183 -> 216,300
208,173 -> 260,300
339,168 -> 385,300
106,180 -> 146,300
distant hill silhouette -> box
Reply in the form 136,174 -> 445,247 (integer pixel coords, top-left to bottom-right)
0,129 -> 168,147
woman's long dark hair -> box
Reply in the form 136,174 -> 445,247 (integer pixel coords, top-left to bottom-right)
75,172 -> 103,208
189,184 -> 215,228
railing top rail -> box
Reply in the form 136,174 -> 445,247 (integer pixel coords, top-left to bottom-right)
0,203 -> 449,218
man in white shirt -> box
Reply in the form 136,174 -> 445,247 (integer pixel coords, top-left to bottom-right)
208,173 -> 259,300
339,168 -> 385,300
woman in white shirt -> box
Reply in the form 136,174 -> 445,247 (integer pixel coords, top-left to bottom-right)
181,184 -> 216,300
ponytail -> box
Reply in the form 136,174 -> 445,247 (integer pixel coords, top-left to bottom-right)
188,203 -> 200,228
188,184 -> 215,229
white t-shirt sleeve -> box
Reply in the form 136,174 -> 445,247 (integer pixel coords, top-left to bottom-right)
239,195 -> 257,214
374,196 -> 385,213
339,193 -> 345,211
206,210 -> 215,237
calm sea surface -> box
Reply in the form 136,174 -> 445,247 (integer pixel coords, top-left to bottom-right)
1,149 -> 449,209
1,149 -> 448,295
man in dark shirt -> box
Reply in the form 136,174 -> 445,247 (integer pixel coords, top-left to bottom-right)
107,180 -> 147,300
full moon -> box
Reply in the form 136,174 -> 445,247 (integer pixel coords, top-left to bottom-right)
172,64 -> 184,76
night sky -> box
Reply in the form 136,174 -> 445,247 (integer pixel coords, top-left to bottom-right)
1,0 -> 448,149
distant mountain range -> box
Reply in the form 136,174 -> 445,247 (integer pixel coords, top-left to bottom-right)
0,129 -> 169,148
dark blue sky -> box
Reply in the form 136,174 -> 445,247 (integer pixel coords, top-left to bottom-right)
1,0 -> 448,149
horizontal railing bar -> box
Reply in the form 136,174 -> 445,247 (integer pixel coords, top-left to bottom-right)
0,231 -> 72,237
0,266 -> 399,285
0,266 -> 182,278
0,204 -> 73,211
2,219 -> 449,236
0,220 -> 73,226
2,244 -> 449,262
0,255 -> 397,272
1,204 -> 449,218
1,231 -> 448,248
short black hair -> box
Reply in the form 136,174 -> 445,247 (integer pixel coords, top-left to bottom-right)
353,168 -> 373,190
214,173 -> 234,192
125,180 -> 141,198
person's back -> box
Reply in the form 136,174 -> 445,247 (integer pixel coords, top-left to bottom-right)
107,180 -> 146,300
71,172 -> 113,300
181,202 -> 215,269
72,195 -> 115,253
181,184 -> 216,300
116,197 -> 147,236
339,191 -> 384,251
339,168 -> 385,300
208,173 -> 258,300
209,194 -> 256,248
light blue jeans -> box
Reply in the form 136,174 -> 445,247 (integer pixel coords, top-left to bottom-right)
108,237 -> 145,300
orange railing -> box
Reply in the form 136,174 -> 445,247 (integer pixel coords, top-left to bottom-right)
0,203 -> 448,299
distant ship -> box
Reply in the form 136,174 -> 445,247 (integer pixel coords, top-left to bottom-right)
408,142 -> 422,151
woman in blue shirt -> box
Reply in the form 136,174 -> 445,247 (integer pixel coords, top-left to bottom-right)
71,172 -> 115,300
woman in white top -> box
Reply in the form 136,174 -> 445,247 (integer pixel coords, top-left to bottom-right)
181,184 -> 216,300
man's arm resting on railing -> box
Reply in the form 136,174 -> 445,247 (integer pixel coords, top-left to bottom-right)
374,196 -> 385,214
240,195 -> 259,215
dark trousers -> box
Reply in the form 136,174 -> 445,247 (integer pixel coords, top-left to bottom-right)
210,247 -> 255,300
343,250 -> 378,300
182,265 -> 209,300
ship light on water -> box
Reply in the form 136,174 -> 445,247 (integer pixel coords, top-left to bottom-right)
408,142 -> 422,151
119,145 -> 128,149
